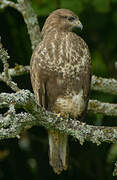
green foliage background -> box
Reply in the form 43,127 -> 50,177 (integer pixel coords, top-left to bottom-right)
0,0 -> 117,179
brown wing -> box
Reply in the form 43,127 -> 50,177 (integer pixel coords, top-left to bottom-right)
30,43 -> 47,107
30,31 -> 91,113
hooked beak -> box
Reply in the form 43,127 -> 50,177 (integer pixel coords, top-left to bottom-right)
74,19 -> 83,30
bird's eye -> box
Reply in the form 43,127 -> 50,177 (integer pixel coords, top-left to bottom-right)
67,16 -> 76,21
63,16 -> 68,19
62,16 -> 76,21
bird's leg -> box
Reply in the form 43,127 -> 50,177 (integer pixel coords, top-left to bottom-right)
57,113 -> 61,118
57,112 -> 70,119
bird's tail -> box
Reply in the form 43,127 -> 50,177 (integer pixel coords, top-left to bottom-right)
48,129 -> 68,174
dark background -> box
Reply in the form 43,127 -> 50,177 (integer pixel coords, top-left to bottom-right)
0,0 -> 117,179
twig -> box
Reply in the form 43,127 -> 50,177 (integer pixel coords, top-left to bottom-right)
0,90 -> 34,109
91,75 -> 117,95
0,39 -> 20,91
0,0 -> 18,9
0,74 -> 20,92
0,65 -> 30,79
0,112 -> 36,139
88,100 -> 117,116
113,161 -> 117,176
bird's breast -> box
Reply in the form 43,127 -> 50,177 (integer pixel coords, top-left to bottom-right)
53,89 -> 85,118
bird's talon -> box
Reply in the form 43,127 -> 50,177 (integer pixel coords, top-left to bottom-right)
57,113 -> 61,118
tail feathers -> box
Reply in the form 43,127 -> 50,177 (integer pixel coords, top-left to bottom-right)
48,130 -> 68,174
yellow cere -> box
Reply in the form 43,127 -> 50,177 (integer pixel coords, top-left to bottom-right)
78,20 -> 81,24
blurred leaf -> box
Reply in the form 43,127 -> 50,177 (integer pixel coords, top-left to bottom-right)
107,144 -> 117,163
32,0 -> 57,16
82,0 -> 91,3
112,11 -> 117,25
0,149 -> 9,160
92,0 -> 110,13
92,51 -> 107,76
61,0 -> 84,13
111,0 -> 117,2
94,114 -> 104,125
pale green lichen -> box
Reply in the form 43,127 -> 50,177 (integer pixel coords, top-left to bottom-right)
113,161 -> 117,176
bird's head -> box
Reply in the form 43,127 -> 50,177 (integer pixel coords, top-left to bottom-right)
42,9 -> 83,35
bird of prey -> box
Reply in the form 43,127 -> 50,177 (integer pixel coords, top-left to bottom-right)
30,8 -> 91,174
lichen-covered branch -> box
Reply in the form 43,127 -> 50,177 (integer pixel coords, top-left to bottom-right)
113,161 -> 117,176
1,111 -> 117,145
0,0 -> 41,50
2,65 -> 30,77
0,39 -> 20,91
0,90 -> 34,109
88,100 -> 117,116
91,75 -> 117,95
0,90 -> 117,145
0,112 -> 36,139
0,39 -> 10,75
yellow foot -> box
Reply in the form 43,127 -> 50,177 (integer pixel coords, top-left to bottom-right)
57,113 -> 61,118
57,113 -> 70,118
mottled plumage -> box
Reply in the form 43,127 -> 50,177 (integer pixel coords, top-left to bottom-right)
30,9 -> 91,174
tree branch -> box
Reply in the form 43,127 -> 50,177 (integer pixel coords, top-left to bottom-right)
1,111 -> 117,145
0,112 -> 36,139
88,100 -> 117,116
0,90 -> 117,145
113,161 -> 117,176
0,90 -> 117,146
2,65 -> 30,77
0,39 -> 20,91
91,75 -> 117,95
